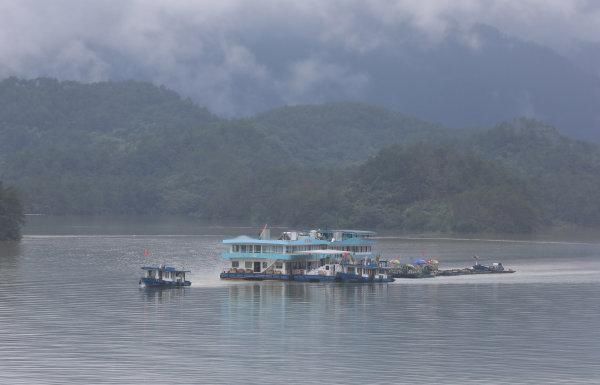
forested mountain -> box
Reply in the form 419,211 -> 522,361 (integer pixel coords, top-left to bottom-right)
343,143 -> 538,233
0,78 -> 218,135
253,103 -> 455,164
470,119 -> 600,226
1,78 -> 600,233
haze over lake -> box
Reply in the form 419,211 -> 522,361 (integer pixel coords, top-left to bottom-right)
1,217 -> 598,384
2,2 -> 600,384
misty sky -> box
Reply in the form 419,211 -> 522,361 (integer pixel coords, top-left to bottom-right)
1,0 -> 599,116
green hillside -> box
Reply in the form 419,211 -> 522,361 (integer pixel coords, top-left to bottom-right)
471,119 -> 600,226
342,143 -> 538,233
254,103 -> 457,164
0,77 -> 218,139
1,78 -> 600,233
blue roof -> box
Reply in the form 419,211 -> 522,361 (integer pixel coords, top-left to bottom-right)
322,229 -> 376,235
331,238 -> 375,246
223,235 -> 329,246
141,266 -> 190,273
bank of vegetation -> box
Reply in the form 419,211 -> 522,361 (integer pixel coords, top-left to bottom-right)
1,77 -> 599,233
0,182 -> 24,240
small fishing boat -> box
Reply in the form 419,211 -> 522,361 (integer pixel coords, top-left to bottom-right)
470,261 -> 515,273
290,253 -> 394,283
436,261 -> 516,276
140,265 -> 191,287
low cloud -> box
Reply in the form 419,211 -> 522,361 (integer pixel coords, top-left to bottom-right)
0,0 -> 599,115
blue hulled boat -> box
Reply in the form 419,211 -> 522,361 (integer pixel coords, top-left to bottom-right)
220,228 -> 394,283
140,265 -> 191,287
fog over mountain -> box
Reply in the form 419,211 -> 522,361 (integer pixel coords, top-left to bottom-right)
1,1 -> 599,139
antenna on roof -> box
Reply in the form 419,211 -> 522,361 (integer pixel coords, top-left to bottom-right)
259,224 -> 270,240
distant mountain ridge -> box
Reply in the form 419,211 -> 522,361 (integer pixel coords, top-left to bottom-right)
4,22 -> 600,141
252,103 -> 456,164
0,77 -> 218,138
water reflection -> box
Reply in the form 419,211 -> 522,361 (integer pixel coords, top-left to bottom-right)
1,227 -> 600,384
226,282 -> 392,309
0,241 -> 22,290
0,240 -> 21,261
139,286 -> 190,304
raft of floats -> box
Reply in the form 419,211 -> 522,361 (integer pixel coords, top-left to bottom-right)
387,258 -> 515,279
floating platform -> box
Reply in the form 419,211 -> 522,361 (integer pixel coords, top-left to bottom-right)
436,268 -> 516,277
219,272 -> 394,283
390,261 -> 516,279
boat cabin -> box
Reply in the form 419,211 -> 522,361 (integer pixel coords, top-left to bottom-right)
141,265 -> 190,284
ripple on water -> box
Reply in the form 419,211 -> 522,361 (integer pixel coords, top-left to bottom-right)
0,234 -> 599,384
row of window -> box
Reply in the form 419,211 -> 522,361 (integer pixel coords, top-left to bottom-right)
330,246 -> 372,253
230,245 -> 371,253
231,245 -> 285,253
231,261 -> 283,269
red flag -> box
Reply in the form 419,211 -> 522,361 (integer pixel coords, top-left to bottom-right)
144,249 -> 150,257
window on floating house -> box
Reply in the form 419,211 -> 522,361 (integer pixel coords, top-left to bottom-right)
275,262 -> 283,269
262,262 -> 268,268
232,261 -> 239,268
245,261 -> 253,269
254,245 -> 261,253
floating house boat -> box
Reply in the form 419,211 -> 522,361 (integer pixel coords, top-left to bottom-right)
140,265 -> 191,287
220,229 -> 394,283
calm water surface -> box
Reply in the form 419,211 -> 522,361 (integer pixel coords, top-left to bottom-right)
1,217 -> 599,384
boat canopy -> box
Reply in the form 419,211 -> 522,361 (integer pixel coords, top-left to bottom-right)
223,235 -> 329,246
141,266 -> 190,273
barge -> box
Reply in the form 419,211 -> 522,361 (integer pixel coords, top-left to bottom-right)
437,262 -> 515,276
390,258 -> 515,278
220,228 -> 393,283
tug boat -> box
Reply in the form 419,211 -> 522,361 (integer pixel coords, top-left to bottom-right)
220,228 -> 394,283
140,265 -> 191,287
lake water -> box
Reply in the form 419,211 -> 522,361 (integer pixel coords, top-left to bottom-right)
1,217 -> 599,384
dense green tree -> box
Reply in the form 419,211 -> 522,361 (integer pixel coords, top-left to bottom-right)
0,182 -> 25,240
343,143 -> 539,233
1,78 -> 600,233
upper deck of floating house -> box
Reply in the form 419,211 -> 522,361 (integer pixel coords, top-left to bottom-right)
222,229 -> 375,262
